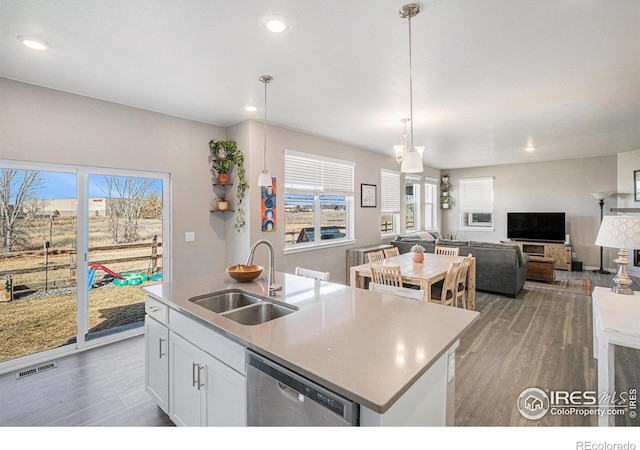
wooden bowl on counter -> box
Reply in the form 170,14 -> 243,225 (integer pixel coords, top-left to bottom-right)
226,264 -> 264,282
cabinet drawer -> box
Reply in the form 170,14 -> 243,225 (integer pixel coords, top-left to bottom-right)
170,309 -> 246,375
145,296 -> 168,325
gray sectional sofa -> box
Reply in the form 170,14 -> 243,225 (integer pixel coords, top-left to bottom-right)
391,232 -> 529,297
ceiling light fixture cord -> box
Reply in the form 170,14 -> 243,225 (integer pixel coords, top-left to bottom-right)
258,75 -> 273,187
399,3 -> 423,173
408,10 -> 414,150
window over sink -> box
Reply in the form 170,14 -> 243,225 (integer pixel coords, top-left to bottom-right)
284,150 -> 354,253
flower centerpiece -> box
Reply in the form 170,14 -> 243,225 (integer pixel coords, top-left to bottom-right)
411,244 -> 425,263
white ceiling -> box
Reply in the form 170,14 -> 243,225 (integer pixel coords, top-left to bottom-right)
1,0 -> 639,169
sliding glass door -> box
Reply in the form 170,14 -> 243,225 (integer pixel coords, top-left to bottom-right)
0,167 -> 78,363
0,161 -> 170,366
85,173 -> 164,340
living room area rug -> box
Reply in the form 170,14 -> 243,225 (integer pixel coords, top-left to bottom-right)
524,276 -> 593,296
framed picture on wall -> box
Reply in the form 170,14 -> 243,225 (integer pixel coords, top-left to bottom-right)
361,183 -> 376,208
635,170 -> 640,202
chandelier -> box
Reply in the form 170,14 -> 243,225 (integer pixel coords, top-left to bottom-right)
394,117 -> 424,165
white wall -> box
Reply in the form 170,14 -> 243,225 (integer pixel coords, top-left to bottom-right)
0,78 -> 227,281
228,120 -> 439,284
442,156 -> 617,269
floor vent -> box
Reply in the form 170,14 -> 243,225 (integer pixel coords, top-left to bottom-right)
16,362 -> 58,379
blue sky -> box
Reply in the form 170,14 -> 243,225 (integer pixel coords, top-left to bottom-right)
29,171 -> 162,199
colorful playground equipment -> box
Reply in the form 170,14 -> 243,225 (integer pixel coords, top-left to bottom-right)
87,264 -> 162,289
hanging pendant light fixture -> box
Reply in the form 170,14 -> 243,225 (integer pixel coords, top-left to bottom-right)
398,3 -> 424,174
394,117 -> 424,165
257,75 -> 273,187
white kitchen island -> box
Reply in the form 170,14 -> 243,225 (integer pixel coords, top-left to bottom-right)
142,272 -> 479,426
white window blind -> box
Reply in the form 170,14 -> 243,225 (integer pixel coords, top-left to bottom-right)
460,177 -> 494,212
284,150 -> 354,194
381,170 -> 400,213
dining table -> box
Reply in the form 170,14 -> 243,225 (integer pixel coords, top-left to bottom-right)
349,251 -> 476,309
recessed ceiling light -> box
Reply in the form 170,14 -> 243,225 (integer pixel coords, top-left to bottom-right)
245,106 -> 257,112
525,145 -> 536,152
17,35 -> 50,51
263,16 -> 289,33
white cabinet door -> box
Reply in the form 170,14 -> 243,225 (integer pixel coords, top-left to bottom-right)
169,332 -> 203,426
145,317 -> 169,413
201,351 -> 247,426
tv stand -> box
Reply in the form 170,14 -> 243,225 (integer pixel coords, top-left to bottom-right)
507,240 -> 572,271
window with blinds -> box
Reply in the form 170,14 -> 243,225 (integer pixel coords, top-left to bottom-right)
405,175 -> 421,232
424,177 -> 438,229
284,150 -> 355,250
381,170 -> 400,236
459,177 -> 494,229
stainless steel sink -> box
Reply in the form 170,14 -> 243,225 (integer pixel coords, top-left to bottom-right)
221,302 -> 296,325
189,289 -> 263,313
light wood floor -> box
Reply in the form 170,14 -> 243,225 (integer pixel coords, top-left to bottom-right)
0,270 -> 637,427
0,334 -> 173,426
455,270 -> 640,426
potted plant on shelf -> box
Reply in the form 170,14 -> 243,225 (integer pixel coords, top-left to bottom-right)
442,197 -> 451,209
216,192 -> 230,212
410,244 -> 425,263
208,139 -> 248,231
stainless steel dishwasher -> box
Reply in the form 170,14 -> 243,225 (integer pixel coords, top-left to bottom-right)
247,350 -> 359,426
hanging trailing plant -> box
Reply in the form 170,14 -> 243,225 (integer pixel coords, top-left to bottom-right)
209,139 -> 248,232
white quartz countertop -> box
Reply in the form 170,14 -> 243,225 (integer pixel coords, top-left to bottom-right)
143,272 -> 479,413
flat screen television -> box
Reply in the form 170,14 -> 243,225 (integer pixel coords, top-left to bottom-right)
507,212 -> 566,242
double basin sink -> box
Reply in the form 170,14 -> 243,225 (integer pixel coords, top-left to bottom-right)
189,289 -> 297,325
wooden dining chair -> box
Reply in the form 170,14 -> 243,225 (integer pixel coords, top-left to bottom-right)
369,282 -> 425,302
455,255 -> 474,309
367,250 -> 385,264
383,247 -> 400,259
430,260 -> 462,307
294,267 -> 331,281
435,246 -> 460,256
370,263 -> 403,287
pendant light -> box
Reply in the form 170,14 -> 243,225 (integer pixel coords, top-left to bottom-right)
398,3 -> 424,174
257,75 -> 273,187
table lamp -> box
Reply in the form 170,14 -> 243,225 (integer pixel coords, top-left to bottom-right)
594,215 -> 640,294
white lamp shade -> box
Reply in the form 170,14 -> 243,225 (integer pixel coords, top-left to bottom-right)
400,148 -> 423,173
257,170 -> 273,187
595,215 -> 640,249
591,192 -> 614,201
415,146 -> 424,158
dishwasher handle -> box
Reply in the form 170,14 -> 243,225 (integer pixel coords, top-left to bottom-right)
277,381 -> 305,403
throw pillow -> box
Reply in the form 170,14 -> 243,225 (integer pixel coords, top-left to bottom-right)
415,231 -> 436,241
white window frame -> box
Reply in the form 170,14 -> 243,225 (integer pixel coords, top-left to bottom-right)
423,177 -> 438,230
283,150 -> 355,254
459,176 -> 494,231
0,158 -> 171,374
381,169 -> 401,237
404,175 -> 421,233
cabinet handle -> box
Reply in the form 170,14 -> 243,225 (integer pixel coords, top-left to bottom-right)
158,338 -> 165,359
192,363 -> 199,387
145,306 -> 159,314
197,365 -> 204,391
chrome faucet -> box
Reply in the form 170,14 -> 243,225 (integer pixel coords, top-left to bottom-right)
246,239 -> 282,296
